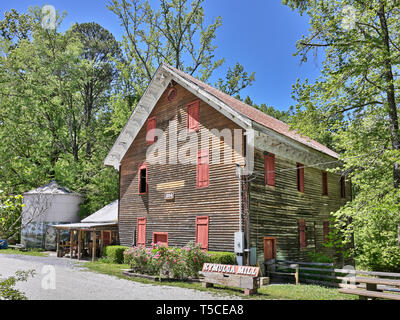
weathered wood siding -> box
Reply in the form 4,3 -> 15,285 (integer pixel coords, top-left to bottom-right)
119,84 -> 245,251
249,149 -> 351,264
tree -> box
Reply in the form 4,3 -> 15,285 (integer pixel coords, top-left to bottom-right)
107,0 -> 254,106
0,193 -> 25,240
0,8 -> 118,217
284,0 -> 400,270
0,270 -> 35,300
242,96 -> 292,123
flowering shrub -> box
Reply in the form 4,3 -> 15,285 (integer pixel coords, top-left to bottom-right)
124,242 -> 209,279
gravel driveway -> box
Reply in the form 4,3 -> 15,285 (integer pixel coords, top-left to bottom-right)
0,253 -> 240,300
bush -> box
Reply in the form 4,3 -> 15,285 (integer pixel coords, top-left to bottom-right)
206,251 -> 236,265
102,245 -> 129,264
124,242 -> 210,279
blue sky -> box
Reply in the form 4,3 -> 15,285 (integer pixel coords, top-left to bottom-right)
0,0 -> 323,112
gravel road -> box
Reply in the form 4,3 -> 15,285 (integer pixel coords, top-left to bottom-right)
0,253 -> 240,300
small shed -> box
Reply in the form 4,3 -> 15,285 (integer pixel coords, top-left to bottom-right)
54,200 -> 119,261
21,181 -> 81,250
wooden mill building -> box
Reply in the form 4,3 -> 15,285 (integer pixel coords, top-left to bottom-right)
105,64 -> 351,266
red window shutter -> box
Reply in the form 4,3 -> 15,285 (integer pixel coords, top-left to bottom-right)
146,117 -> 157,145
322,171 -> 328,196
196,216 -> 209,251
153,232 -> 168,247
264,153 -> 276,187
187,100 -> 200,132
137,218 -> 147,246
197,149 -> 209,188
299,219 -> 306,249
297,163 -> 305,193
323,221 -> 330,243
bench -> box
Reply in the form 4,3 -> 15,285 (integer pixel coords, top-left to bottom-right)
340,277 -> 400,300
339,288 -> 400,300
7,244 -> 26,251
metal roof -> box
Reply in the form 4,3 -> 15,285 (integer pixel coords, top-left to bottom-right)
24,181 -> 81,196
81,200 -> 118,224
53,222 -> 117,230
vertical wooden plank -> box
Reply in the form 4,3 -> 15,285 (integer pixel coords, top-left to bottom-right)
56,229 -> 61,258
70,230 -> 73,259
92,231 -> 97,262
100,231 -> 104,257
78,230 -> 82,261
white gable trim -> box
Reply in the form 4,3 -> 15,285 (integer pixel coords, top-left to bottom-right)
104,64 -> 252,170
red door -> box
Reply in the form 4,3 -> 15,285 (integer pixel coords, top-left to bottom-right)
137,218 -> 146,246
264,237 -> 277,261
196,216 -> 209,251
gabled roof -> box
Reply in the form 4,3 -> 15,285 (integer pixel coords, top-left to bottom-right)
24,181 -> 81,196
163,65 -> 338,159
104,63 -> 337,169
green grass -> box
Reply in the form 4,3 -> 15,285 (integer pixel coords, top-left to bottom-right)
83,261 -> 357,300
0,248 -> 49,257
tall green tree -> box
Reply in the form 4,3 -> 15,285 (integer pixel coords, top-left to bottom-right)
284,0 -> 400,270
107,0 -> 255,133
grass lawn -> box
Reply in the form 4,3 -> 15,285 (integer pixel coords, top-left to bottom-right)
0,248 -> 49,257
83,261 -> 357,300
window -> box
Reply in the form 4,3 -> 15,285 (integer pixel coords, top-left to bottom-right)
197,149 -> 209,188
138,163 -> 148,194
146,116 -> 157,145
187,100 -> 200,132
297,163 -> 305,193
153,232 -> 168,247
340,176 -> 346,199
299,219 -> 306,249
322,171 -> 328,196
264,153 -> 276,187
323,221 -> 330,243
196,216 -> 209,251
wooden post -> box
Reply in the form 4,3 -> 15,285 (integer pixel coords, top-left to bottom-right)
92,231 -> 97,262
78,230 -> 82,261
100,231 -> 104,257
294,264 -> 299,285
56,229 -> 61,258
70,230 -> 73,259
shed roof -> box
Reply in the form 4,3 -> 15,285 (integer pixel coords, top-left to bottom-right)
81,200 -> 118,224
24,181 -> 80,196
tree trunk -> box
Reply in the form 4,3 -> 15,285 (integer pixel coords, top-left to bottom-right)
378,3 -> 400,188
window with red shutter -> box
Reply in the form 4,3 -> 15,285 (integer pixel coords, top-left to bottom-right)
197,149 -> 209,188
297,163 -> 305,193
322,171 -> 328,196
299,219 -> 306,249
264,153 -> 276,187
340,176 -> 346,199
146,117 -> 157,145
323,221 -> 330,243
196,216 -> 209,251
137,218 -> 146,246
187,100 -> 200,132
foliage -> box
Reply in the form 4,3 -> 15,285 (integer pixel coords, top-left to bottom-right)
124,242 -> 209,279
107,0 -> 254,123
0,8 -> 119,218
206,251 -> 236,265
243,96 -> 292,123
103,245 -> 130,264
0,270 -> 35,300
0,192 -> 25,240
284,0 -> 400,271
